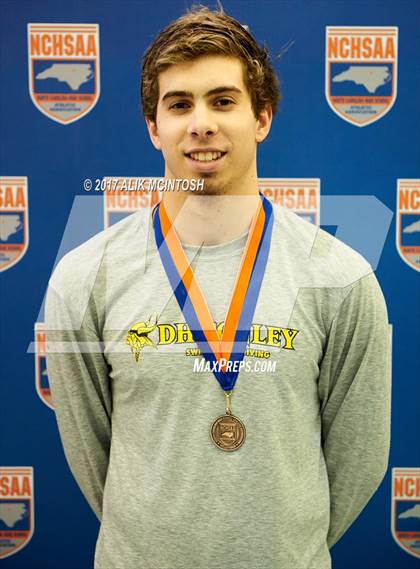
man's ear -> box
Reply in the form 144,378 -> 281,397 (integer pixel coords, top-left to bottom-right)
145,117 -> 162,150
255,105 -> 273,143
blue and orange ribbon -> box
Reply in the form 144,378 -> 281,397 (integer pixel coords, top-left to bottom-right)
153,193 -> 273,391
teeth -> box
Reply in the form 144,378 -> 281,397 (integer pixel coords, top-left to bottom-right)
189,151 -> 222,162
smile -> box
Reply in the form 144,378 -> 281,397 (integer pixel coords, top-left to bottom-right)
186,151 -> 226,162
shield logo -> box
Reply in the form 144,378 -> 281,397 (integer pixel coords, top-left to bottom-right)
396,180 -> 420,272
103,177 -> 161,228
391,468 -> 420,559
325,26 -> 398,126
0,467 -> 35,560
34,322 -> 53,409
0,177 -> 29,272
258,178 -> 320,226
28,23 -> 100,124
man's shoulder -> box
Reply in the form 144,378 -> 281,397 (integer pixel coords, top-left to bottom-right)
272,204 -> 372,288
48,210 -> 147,297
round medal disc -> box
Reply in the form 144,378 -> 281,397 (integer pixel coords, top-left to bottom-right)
211,414 -> 246,452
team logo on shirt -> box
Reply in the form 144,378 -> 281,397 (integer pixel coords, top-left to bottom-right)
0,467 -> 34,560
34,322 -> 53,409
325,26 -> 398,126
396,180 -> 420,272
258,178 -> 320,226
102,177 -> 161,228
0,177 -> 29,272
391,468 -> 420,558
126,319 -> 299,363
28,23 -> 100,124
126,316 -> 159,362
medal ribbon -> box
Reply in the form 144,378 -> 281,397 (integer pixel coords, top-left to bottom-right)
153,193 -> 273,391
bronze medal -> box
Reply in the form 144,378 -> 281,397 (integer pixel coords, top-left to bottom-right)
154,195 -> 274,453
211,413 -> 246,452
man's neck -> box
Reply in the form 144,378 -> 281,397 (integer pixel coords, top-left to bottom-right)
162,190 -> 260,246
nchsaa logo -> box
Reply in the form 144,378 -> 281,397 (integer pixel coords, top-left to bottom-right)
391,468 -> 420,558
28,23 -> 100,124
103,178 -> 320,229
325,26 -> 398,126
258,179 -> 320,226
0,467 -> 34,560
0,177 -> 29,272
396,180 -> 420,272
35,322 -> 53,409
103,177 -> 161,229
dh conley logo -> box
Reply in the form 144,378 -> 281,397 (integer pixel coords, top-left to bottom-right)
34,322 -> 53,409
126,316 -> 159,363
396,179 -> 420,272
0,177 -> 29,272
325,26 -> 398,126
258,178 -> 320,226
27,23 -> 100,124
0,467 -> 34,560
391,468 -> 420,559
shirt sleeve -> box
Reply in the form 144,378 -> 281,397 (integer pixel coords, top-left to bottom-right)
318,271 -> 392,548
45,282 -> 112,521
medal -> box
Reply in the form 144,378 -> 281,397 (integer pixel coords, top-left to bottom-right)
153,193 -> 273,451
211,390 -> 246,451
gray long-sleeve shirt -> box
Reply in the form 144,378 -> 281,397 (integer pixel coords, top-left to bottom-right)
45,203 -> 391,569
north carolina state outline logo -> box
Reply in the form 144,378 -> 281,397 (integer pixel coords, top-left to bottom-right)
28,23 -> 100,124
325,26 -> 398,126
258,178 -> 320,226
0,177 -> 29,272
0,467 -> 35,560
391,467 -> 420,559
102,177 -> 161,229
396,179 -> 420,272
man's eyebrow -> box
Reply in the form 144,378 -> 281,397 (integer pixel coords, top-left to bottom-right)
161,86 -> 242,102
161,90 -> 194,102
206,86 -> 242,96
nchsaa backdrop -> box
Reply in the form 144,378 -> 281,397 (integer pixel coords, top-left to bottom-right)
0,1 -> 419,568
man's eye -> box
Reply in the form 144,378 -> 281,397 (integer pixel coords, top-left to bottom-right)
214,98 -> 234,107
169,102 -> 190,110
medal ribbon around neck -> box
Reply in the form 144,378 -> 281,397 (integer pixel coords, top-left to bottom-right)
153,192 -> 274,391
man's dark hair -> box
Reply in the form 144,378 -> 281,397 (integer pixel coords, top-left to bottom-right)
141,5 -> 281,122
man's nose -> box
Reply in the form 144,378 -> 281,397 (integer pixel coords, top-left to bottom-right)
187,103 -> 218,137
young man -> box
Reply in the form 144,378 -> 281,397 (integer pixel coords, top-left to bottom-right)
46,7 -> 391,569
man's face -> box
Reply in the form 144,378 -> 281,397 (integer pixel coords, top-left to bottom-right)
146,55 -> 272,195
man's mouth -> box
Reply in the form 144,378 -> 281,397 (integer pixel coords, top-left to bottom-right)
185,151 -> 226,162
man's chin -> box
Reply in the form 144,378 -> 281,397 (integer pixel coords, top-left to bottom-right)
170,170 -> 229,196
190,174 -> 228,196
